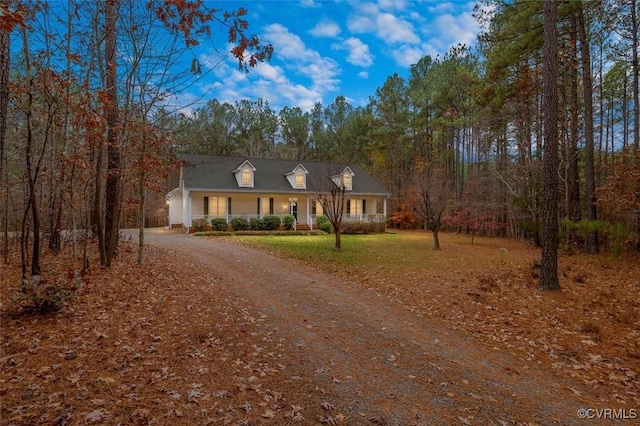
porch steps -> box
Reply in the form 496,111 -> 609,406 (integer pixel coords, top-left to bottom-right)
296,224 -> 311,231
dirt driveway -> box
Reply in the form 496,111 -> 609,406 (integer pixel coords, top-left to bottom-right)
131,228 -> 611,425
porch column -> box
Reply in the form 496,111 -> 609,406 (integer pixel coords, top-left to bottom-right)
383,197 -> 387,217
184,190 -> 191,226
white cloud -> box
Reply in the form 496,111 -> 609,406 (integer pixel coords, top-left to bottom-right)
434,11 -> 480,48
347,14 -> 375,33
376,13 -> 420,44
426,1 -> 456,13
254,62 -> 288,84
389,44 -> 427,68
309,19 -> 341,38
332,37 -> 373,67
378,0 -> 408,11
192,23 -> 342,112
345,38 -> 373,66
347,3 -> 419,45
262,23 -> 340,92
357,71 -> 369,79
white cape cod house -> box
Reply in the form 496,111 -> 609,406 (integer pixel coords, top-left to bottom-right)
167,155 -> 390,232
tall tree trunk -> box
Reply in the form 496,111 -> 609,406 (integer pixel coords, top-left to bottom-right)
104,0 -> 121,266
137,132 -> 147,266
567,16 -> 581,225
540,0 -> 561,291
577,2 -> 599,254
630,0 -> 640,247
631,0 -> 639,152
0,0 -> 9,264
93,137 -> 106,265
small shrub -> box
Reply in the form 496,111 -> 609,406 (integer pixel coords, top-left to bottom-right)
283,214 -> 295,230
262,215 -> 281,231
341,221 -> 386,234
250,218 -> 264,230
230,217 -> 250,231
316,215 -> 331,233
192,218 -> 209,232
210,218 -> 228,231
17,278 -> 76,315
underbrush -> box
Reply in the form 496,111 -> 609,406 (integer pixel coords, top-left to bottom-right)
12,276 -> 82,315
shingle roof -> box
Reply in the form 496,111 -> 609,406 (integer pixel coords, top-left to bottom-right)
180,154 -> 390,196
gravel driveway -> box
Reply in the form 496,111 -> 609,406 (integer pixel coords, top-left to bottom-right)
128,228 -> 603,425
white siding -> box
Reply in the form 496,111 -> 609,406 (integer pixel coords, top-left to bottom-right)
169,192 -> 182,226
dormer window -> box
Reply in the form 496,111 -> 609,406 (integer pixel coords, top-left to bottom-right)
342,172 -> 352,190
285,163 -> 308,189
331,166 -> 354,191
242,169 -> 252,186
233,160 -> 256,188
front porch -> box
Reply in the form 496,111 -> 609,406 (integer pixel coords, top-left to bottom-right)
174,192 -> 388,232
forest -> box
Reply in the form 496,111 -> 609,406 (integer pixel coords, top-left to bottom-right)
1,0 -> 639,281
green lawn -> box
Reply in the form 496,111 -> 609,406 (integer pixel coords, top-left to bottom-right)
234,230 -> 535,278
234,232 -> 442,269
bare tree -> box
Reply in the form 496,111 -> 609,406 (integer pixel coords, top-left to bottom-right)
314,167 -> 349,250
413,162 -> 453,250
0,0 -> 12,264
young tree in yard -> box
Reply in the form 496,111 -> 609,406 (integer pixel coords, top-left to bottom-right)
413,161 -> 453,250
540,0 -> 561,290
314,169 -> 349,250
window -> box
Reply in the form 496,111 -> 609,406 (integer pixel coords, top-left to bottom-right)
210,197 -> 226,216
348,199 -> 361,216
295,171 -> 305,188
261,198 -> 275,215
203,196 -> 209,216
342,172 -> 352,190
242,169 -> 252,186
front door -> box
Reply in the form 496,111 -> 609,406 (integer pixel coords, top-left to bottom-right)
291,201 -> 298,220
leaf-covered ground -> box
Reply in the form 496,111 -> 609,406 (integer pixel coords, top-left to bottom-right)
1,229 -> 638,425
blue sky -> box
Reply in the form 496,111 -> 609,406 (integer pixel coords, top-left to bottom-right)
181,0 -> 482,113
